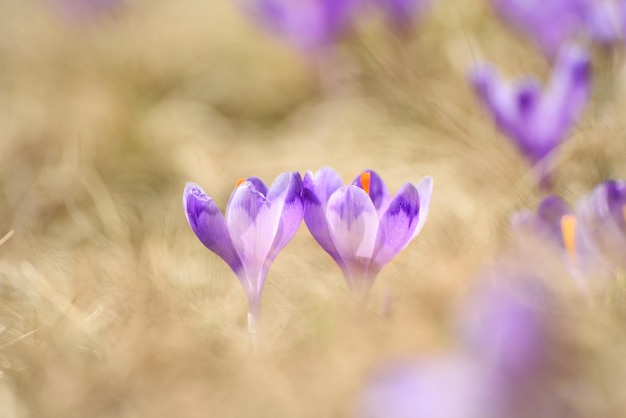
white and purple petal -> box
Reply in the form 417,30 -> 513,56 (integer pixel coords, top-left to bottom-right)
225,180 -> 283,293
412,176 -> 433,240
372,182 -> 421,270
266,172 -> 304,264
326,185 -> 379,288
183,183 -> 243,274
303,169 -> 345,266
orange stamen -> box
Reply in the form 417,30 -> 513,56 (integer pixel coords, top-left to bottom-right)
235,178 -> 245,188
560,214 -> 577,264
360,171 -> 371,195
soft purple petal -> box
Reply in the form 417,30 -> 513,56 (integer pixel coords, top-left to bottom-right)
306,167 -> 345,205
183,183 -> 242,274
371,183 -> 420,269
350,169 -> 392,215
459,277 -> 550,381
326,186 -> 379,284
537,45 -> 591,150
585,1 -> 622,44
266,172 -> 304,263
577,180 -> 626,270
470,66 -> 519,140
356,356 -> 494,418
411,176 -> 433,239
246,176 -> 269,196
303,169 -> 346,266
225,180 -> 283,293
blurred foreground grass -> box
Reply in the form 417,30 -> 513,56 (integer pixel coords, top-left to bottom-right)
1,0 -> 626,417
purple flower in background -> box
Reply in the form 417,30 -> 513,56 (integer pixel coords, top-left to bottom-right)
577,180 -> 626,272
460,277 -> 550,382
183,172 -> 303,322
356,276 -> 555,418
470,45 -> 591,188
303,167 -> 432,300
248,0 -> 360,51
492,0 -> 621,57
355,356 -> 494,418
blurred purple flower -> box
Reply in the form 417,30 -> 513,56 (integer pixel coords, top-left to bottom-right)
470,45 -> 591,187
356,276 -> 554,418
491,0 -> 621,57
303,167 -> 432,299
577,179 -> 626,272
183,172 -> 303,321
355,356 -> 495,418
460,277 -> 550,382
248,0 -> 360,51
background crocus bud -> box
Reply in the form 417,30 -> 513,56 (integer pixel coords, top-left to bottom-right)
470,45 -> 591,189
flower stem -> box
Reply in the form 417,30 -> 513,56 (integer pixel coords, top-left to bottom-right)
247,312 -> 259,355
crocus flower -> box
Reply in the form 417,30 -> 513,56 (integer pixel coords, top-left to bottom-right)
303,167 -> 432,300
491,0 -> 621,58
183,172 -> 303,323
576,180 -> 626,272
247,0 -> 360,51
470,45 -> 591,188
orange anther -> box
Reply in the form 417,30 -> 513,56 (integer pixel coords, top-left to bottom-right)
560,214 -> 577,264
360,171 -> 371,195
235,178 -> 245,188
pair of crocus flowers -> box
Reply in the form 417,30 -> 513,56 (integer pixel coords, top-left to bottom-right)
183,168 -> 433,322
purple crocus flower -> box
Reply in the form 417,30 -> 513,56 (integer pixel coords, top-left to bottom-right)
303,167 -> 432,300
577,180 -> 626,272
470,45 -> 591,188
183,172 -> 303,323
248,0 -> 360,51
491,0 -> 621,57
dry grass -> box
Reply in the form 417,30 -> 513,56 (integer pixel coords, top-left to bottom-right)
1,0 -> 626,417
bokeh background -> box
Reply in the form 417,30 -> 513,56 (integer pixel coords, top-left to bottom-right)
1,0 -> 626,416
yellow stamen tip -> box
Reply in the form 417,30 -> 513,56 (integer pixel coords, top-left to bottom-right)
360,171 -> 371,196
235,178 -> 245,188
560,214 -> 577,263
